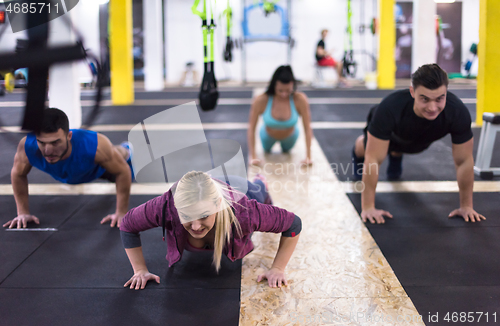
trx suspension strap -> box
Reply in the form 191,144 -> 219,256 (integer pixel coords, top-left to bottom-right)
193,0 -> 219,111
222,0 -> 233,62
342,0 -> 357,78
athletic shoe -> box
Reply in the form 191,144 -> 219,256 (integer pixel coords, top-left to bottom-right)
120,141 -> 135,180
351,147 -> 364,181
386,154 -> 403,180
253,173 -> 273,205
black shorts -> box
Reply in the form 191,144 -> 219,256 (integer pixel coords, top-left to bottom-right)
363,105 -> 431,154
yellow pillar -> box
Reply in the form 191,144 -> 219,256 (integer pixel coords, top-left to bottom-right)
110,0 -> 134,104
476,0 -> 500,125
377,0 -> 396,89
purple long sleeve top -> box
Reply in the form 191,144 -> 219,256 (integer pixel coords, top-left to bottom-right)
119,188 -> 296,267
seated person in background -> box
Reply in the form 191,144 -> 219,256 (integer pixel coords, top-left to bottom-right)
248,65 -> 313,166
120,171 -> 301,289
316,29 -> 348,87
352,64 -> 485,224
4,108 -> 134,229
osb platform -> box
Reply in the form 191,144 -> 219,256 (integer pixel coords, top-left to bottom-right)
241,118 -> 424,326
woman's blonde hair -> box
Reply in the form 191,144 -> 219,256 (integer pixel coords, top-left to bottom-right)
173,171 -> 243,272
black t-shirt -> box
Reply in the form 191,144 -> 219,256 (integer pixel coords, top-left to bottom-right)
366,89 -> 473,153
316,40 -> 325,62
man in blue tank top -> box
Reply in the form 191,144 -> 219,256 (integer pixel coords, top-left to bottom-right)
3,108 -> 134,229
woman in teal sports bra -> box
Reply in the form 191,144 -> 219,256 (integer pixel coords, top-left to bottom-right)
248,65 -> 313,166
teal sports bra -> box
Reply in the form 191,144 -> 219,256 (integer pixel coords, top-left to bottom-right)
262,96 -> 299,129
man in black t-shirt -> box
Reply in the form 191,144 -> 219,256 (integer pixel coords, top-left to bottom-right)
352,64 -> 485,224
316,29 -> 347,86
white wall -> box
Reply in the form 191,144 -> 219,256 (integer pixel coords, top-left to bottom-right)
165,0 -> 360,83
2,0 -> 481,84
241,0 -> 378,82
291,0 -> 346,83
412,0 -> 436,73
0,1 -> 100,83
0,12 -> 27,54
73,0 -> 101,84
48,8 -> 82,128
162,0 -> 480,84
165,0 -> 248,84
461,0 -> 479,76
165,0 -> 204,84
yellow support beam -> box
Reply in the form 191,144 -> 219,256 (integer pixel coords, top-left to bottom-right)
377,0 -> 396,89
476,0 -> 500,125
110,0 -> 134,105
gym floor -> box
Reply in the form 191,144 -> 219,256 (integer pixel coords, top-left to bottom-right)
0,83 -> 499,326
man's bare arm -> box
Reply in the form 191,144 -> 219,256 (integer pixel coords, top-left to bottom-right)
95,134 -> 131,227
4,137 -> 38,228
449,138 -> 485,222
360,132 -> 393,224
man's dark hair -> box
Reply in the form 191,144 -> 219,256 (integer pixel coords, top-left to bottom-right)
37,108 -> 70,135
265,65 -> 296,96
411,64 -> 449,90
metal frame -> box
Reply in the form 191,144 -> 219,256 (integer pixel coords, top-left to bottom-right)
474,116 -> 500,180
241,0 -> 292,84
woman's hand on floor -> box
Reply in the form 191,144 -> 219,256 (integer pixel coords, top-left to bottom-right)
124,270 -> 160,290
257,267 -> 288,288
100,212 -> 125,228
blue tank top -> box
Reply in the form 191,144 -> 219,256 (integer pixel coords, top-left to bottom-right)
25,129 -> 106,184
262,95 -> 299,129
